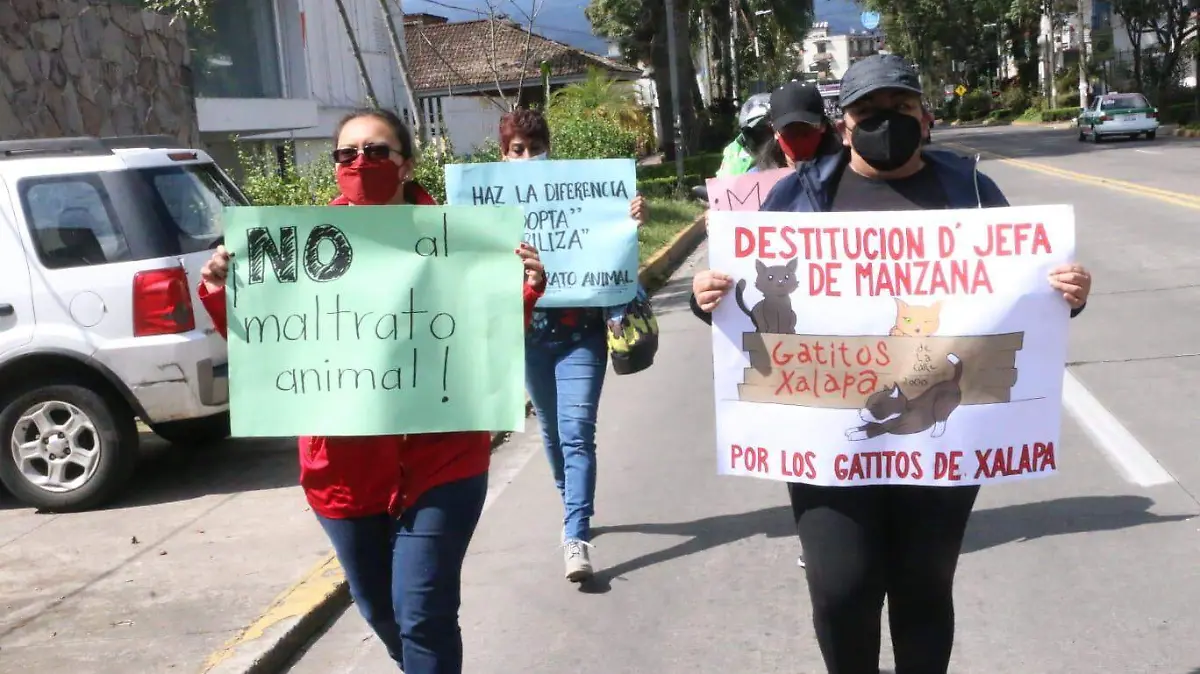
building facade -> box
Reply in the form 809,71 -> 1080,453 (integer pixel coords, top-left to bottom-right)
797,22 -> 881,82
191,0 -> 412,169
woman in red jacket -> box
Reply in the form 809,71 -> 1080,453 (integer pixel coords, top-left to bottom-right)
197,109 -> 545,674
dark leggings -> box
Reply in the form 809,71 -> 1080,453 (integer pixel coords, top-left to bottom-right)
788,483 -> 980,674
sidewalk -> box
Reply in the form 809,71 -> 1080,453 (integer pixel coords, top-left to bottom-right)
0,436 -> 327,674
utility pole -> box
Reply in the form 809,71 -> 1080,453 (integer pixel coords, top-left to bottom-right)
665,0 -> 686,191
1077,0 -> 1089,109
730,0 -> 741,106
1045,0 -> 1058,108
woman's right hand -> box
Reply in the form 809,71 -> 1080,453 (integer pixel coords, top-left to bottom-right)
201,245 -> 231,292
693,269 -> 734,313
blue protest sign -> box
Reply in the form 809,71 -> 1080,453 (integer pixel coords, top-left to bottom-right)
444,158 -> 639,308
861,11 -> 881,30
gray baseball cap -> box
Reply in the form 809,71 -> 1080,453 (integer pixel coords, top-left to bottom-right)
838,54 -> 923,109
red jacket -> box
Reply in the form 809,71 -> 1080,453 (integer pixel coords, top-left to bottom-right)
201,185 -> 544,519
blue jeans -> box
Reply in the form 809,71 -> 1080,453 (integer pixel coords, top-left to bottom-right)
315,473 -> 487,673
525,333 -> 607,542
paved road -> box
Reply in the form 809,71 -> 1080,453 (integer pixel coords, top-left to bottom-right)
284,124 -> 1200,674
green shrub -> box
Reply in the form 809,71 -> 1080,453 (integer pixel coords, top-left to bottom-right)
999,88 -> 1032,114
545,115 -> 638,161
956,90 -> 993,121
235,141 -> 339,206
636,152 -> 723,181
1059,92 -> 1081,108
636,174 -> 702,199
988,108 -> 1013,121
1163,103 -> 1196,125
1040,107 -> 1081,122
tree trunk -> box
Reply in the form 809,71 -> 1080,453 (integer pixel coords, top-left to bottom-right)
650,27 -> 678,159
375,0 -> 422,142
670,0 -> 699,153
333,0 -> 379,108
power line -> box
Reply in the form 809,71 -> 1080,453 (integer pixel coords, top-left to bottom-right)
413,0 -> 603,40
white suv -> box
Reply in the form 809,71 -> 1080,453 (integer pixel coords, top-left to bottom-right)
0,135 -> 244,511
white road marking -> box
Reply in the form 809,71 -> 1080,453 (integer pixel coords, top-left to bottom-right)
1061,370 -> 1176,487
1134,149 -> 1162,155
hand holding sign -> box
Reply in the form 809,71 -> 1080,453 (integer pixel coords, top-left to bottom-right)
223,204 -> 528,438
445,158 -> 640,308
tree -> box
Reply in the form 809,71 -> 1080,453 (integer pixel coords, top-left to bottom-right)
587,0 -> 701,158
1114,0 -> 1157,92
1142,0 -> 1200,103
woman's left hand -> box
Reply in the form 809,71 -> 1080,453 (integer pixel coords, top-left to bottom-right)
630,195 -> 647,227
516,242 -> 545,288
1049,263 -> 1091,309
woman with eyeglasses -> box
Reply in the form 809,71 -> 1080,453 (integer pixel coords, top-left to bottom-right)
194,109 -> 547,674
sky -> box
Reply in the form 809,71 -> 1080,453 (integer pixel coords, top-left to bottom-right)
402,0 -> 868,56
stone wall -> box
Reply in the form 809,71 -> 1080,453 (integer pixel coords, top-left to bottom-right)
0,0 -> 199,146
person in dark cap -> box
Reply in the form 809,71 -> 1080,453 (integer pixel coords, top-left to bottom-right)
687,54 -> 1094,674
754,80 -> 842,171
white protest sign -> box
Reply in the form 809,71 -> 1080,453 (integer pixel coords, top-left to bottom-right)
709,205 -> 1076,486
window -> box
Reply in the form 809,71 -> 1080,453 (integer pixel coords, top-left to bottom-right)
817,42 -> 828,54
20,178 -> 131,269
189,0 -> 283,98
1100,94 -> 1150,111
19,164 -> 248,269
140,164 -> 247,253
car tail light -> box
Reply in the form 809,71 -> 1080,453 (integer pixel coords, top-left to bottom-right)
133,267 -> 196,337
1148,109 -> 1157,119
1098,113 -> 1108,123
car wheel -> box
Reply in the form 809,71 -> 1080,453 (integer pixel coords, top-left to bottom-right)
1091,127 -> 1102,143
1078,127 -> 1086,141
0,382 -> 138,512
150,412 -> 231,447
1146,131 -> 1156,140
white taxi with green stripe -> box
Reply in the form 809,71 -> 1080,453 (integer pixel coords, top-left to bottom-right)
1077,92 -> 1160,142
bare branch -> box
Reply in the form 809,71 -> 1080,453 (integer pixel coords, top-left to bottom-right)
483,0 -> 513,109
513,0 -> 545,106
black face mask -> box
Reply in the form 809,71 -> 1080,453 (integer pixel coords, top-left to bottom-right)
850,110 -> 923,172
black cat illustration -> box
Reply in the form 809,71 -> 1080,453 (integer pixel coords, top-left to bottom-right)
846,353 -> 964,441
735,258 -> 799,334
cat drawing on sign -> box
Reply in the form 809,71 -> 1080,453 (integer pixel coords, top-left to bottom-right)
890,299 -> 942,336
846,353 -> 964,441
735,258 -> 799,334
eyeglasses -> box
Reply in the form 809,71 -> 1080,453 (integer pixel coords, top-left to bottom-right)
331,143 -> 402,165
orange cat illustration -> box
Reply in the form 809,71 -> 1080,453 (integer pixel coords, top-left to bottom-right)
889,299 -> 942,337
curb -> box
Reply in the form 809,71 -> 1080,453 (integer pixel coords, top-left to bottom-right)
199,210 -> 709,674
1174,127 -> 1200,138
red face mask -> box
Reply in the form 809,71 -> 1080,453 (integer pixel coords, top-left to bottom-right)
336,155 -> 402,205
776,125 -> 824,163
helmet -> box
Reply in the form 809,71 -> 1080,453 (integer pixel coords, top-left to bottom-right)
738,93 -> 771,131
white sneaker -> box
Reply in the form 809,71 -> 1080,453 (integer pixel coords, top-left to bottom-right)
563,539 -> 594,582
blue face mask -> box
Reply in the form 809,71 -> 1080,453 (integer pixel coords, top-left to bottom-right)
528,152 -> 548,161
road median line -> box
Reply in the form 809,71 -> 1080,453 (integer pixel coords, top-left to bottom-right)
941,141 -> 1200,211
196,211 -> 709,674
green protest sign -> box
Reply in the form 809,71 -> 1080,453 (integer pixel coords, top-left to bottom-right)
222,205 -> 527,438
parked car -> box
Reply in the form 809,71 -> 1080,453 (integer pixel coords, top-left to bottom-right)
0,135 -> 246,511
1077,92 -> 1159,142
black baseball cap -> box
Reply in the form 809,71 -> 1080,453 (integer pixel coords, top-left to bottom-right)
838,54 -> 923,109
769,81 -> 825,129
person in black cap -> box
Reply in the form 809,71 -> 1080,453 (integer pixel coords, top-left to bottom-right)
688,54 -> 1094,674
751,81 -> 842,171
